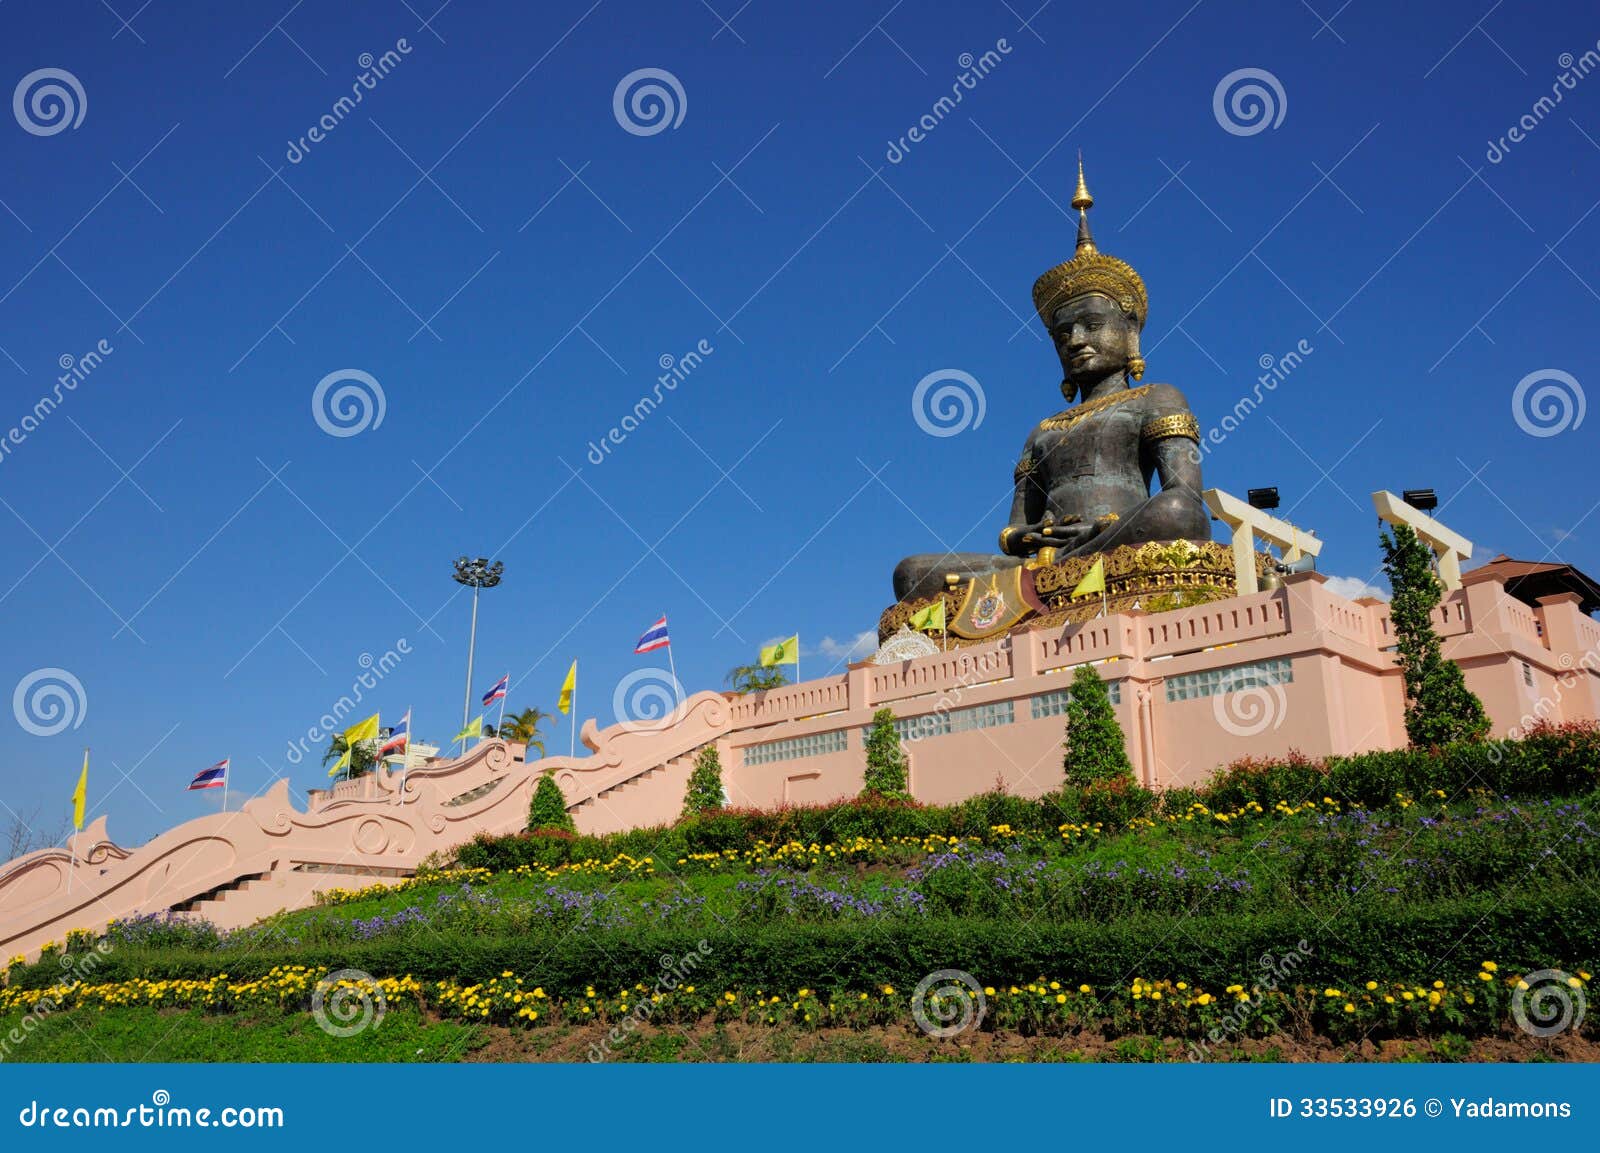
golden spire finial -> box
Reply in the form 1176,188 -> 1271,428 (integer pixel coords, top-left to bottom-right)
1070,152 -> 1093,211
1071,152 -> 1096,255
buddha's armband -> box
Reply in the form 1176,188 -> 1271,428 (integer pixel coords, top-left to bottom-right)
1140,413 -> 1201,445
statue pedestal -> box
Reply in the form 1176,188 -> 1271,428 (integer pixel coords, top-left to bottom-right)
878,539 -> 1274,646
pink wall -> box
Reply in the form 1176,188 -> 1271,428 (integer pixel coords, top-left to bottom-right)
4,569 -> 1598,961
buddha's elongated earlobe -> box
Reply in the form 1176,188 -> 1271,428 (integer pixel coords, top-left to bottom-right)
1060,378 -> 1077,402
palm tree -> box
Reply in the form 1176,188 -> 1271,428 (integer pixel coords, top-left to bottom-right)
322,732 -> 379,778
498,706 -> 553,757
725,664 -> 790,694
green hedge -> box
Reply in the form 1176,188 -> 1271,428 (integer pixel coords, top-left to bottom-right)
1201,721 -> 1600,812
46,881 -> 1598,997
453,723 -> 1600,870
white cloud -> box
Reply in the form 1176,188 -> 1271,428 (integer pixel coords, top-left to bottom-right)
1323,574 -> 1389,602
814,631 -> 877,663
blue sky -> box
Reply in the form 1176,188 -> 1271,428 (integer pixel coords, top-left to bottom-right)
1,0 -> 1596,846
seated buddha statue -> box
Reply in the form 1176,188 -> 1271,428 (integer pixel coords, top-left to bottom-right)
892,160 -> 1211,603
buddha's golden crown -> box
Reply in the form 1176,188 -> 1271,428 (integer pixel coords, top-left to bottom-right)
1031,156 -> 1148,329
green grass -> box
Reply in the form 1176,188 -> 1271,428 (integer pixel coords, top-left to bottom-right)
0,1006 -> 488,1062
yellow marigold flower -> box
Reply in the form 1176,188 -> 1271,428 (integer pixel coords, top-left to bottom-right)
1078,984 -> 1091,994
1055,994 -> 1066,1004
1365,981 -> 1378,991
1344,1003 -> 1355,1013
1481,961 -> 1497,972
1478,971 -> 1493,981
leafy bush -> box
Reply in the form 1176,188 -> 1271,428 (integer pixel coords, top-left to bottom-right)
682,745 -> 725,817
528,771 -> 576,834
1202,722 -> 1600,812
1063,663 -> 1133,787
861,708 -> 909,799
1071,775 -> 1157,828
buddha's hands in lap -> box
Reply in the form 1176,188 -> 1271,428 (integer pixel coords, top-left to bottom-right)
1010,520 -> 1096,555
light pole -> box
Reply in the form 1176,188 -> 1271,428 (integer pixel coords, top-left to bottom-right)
452,556 -> 504,730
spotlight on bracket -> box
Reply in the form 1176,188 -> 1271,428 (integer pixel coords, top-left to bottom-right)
1402,488 -> 1438,512
1275,553 -> 1318,576
1247,487 -> 1280,511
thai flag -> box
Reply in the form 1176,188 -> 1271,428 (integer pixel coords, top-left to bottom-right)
481,675 -> 509,707
381,710 -> 410,756
188,759 -> 228,791
635,615 -> 670,653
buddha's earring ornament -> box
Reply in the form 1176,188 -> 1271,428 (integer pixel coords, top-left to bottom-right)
1127,331 -> 1145,381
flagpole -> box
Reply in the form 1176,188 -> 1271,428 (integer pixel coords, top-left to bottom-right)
570,668 -> 577,758
664,614 -> 681,707
397,707 -> 410,806
496,674 -> 508,741
68,747 -> 85,895
223,758 -> 229,814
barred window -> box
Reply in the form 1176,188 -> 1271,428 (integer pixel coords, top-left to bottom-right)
864,700 -> 1015,744
1031,680 -> 1122,719
1165,658 -> 1293,702
743,729 -> 850,766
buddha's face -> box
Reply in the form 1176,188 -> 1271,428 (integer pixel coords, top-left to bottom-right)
1051,294 -> 1137,385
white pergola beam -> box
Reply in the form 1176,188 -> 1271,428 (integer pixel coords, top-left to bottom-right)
1372,490 -> 1473,591
1204,488 -> 1323,596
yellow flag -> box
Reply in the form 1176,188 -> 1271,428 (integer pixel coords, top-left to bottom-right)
760,635 -> 799,667
558,661 -> 577,716
1071,557 -> 1106,599
71,750 -> 88,831
328,749 -> 352,778
453,715 -> 483,745
909,601 -> 946,632
343,713 -> 380,746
